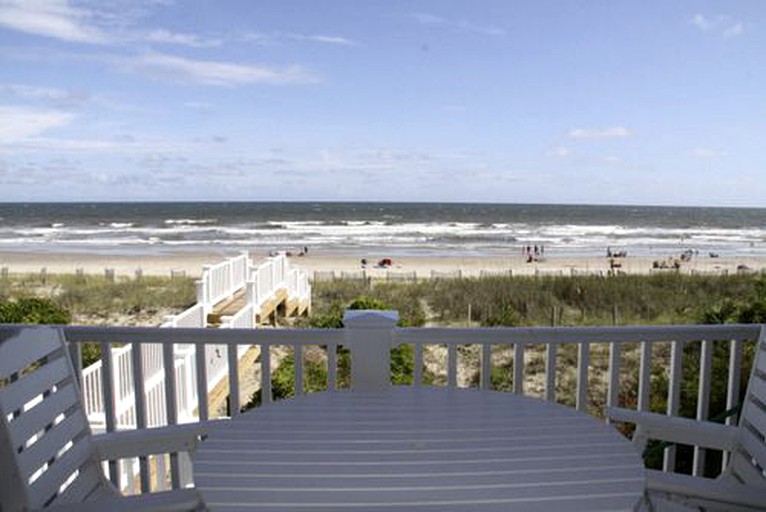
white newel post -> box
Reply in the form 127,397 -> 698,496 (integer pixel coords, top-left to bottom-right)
195,280 -> 208,319
195,280 -> 205,304
227,257 -> 234,296
245,280 -> 256,308
271,258 -> 278,291
343,310 -> 399,391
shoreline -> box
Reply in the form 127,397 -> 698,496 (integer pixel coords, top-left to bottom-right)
2,248 -> 765,279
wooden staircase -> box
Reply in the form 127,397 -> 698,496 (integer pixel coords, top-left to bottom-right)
207,287 -> 305,327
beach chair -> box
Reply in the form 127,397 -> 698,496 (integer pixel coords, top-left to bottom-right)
608,327 -> 766,511
0,326 -> 208,511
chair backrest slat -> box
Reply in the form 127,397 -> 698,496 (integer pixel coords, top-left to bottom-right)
757,346 -> 766,374
27,435 -> 95,509
746,397 -> 766,442
749,372 -> 766,409
0,326 -> 106,512
55,464 -> 110,504
739,426 -> 766,474
732,328 -> 766,485
6,382 -> 79,450
1,357 -> 70,414
18,411 -> 88,480
730,432 -> 766,485
0,328 -> 63,376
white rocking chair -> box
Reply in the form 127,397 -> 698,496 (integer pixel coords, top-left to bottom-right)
608,326 -> 766,511
0,326 -> 210,511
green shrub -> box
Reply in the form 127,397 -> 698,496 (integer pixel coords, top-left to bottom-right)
309,304 -> 345,328
698,275 -> 766,325
309,282 -> 426,327
0,297 -> 71,324
243,353 -> 330,410
482,301 -> 523,327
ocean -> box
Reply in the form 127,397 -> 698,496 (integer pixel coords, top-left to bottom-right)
0,202 -> 764,259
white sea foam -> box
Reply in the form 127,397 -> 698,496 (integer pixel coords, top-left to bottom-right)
164,218 -> 218,226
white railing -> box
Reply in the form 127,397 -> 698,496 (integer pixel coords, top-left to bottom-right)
271,253 -> 287,288
81,253 -> 310,433
74,252 -> 311,488
161,303 -> 205,328
63,314 -> 764,492
198,252 -> 250,308
287,268 -> 311,303
221,304 -> 255,330
252,261 -> 274,307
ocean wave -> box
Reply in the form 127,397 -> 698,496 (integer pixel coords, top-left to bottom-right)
1,205 -> 764,259
164,218 -> 218,226
3,221 -> 765,248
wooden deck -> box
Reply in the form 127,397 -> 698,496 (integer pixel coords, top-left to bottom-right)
195,388 -> 646,511
4,318 -> 764,511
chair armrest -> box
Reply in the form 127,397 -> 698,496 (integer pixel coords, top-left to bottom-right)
92,420 -> 220,460
647,469 -> 766,510
45,488 -> 202,512
606,407 -> 738,451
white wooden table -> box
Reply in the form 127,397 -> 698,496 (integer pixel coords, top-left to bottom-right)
193,387 -> 646,511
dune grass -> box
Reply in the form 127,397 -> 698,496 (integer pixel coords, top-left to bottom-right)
309,273 -> 762,326
0,272 -> 196,321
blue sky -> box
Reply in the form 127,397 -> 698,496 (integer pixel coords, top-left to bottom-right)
0,1 -> 764,206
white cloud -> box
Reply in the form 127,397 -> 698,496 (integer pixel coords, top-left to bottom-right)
690,14 -> 745,38
569,126 -> 633,139
1,83 -> 92,107
0,0 -> 108,43
411,13 -> 446,26
7,137 -> 125,152
0,105 -> 74,140
722,23 -> 744,39
0,1 -> 226,48
239,31 -> 276,45
550,146 -> 572,158
184,101 -> 214,110
410,12 -> 505,37
240,31 -> 357,47
2,83 -> 70,101
123,52 -> 319,86
143,28 -> 222,48
289,34 -> 357,46
691,14 -> 713,31
689,147 -> 726,159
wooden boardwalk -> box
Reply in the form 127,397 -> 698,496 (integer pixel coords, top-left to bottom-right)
208,286 -> 308,327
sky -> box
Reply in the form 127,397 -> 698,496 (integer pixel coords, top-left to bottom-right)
0,1 -> 764,206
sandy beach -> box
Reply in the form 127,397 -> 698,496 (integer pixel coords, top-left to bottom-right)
1,248 -> 764,280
